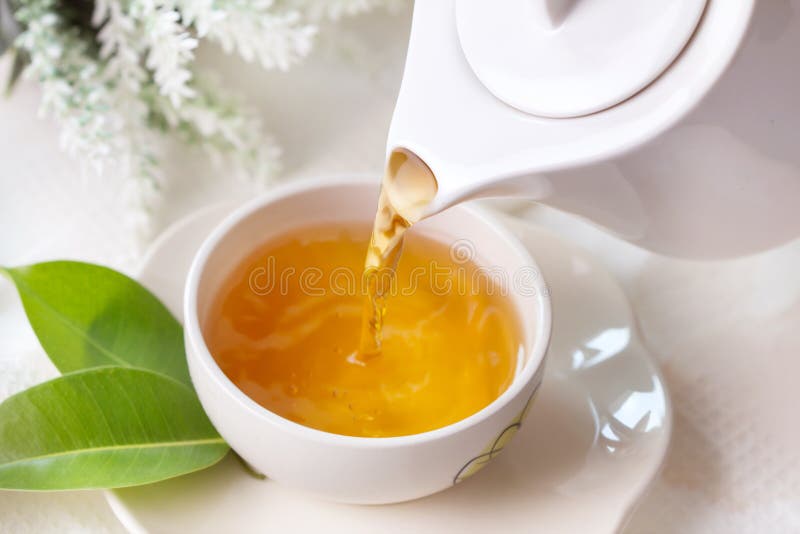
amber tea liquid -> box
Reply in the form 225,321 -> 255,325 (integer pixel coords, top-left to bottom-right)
205,224 -> 522,437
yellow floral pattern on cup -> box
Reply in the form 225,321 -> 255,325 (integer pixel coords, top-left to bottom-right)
453,386 -> 539,485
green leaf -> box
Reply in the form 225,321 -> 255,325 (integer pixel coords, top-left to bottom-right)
0,367 -> 228,490
0,261 -> 190,385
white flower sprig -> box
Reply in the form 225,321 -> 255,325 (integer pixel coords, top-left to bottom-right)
147,72 -> 282,188
12,0 -> 399,250
140,1 -> 198,107
179,0 -> 316,71
16,0 -> 116,167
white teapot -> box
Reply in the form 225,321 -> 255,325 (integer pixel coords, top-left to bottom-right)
386,0 -> 800,258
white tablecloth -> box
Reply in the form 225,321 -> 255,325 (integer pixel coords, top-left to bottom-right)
1,7 -> 798,533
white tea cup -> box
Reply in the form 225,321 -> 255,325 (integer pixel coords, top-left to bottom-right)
184,178 -> 551,504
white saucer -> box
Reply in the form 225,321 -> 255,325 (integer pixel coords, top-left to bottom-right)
106,203 -> 671,534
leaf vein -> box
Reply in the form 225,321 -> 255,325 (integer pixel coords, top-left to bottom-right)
0,438 -> 227,472
11,276 -> 131,368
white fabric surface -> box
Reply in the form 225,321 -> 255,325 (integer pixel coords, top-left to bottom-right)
1,6 -> 798,533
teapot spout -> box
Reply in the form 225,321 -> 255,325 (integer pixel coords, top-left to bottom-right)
386,0 -> 627,214
386,0 -> 569,215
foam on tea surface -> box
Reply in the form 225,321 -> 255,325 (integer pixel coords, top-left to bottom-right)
204,224 -> 521,437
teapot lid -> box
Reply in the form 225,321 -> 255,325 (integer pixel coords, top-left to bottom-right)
455,0 -> 708,118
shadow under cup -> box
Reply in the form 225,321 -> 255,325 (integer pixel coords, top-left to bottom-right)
184,179 -> 551,504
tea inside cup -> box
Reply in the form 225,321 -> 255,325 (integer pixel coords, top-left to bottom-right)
184,178 -> 550,503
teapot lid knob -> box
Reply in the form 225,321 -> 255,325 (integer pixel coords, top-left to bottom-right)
455,0 -> 708,118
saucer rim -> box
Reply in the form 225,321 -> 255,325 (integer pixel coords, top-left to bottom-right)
107,200 -> 672,534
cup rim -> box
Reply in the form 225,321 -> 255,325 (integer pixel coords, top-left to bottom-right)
184,176 -> 552,448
